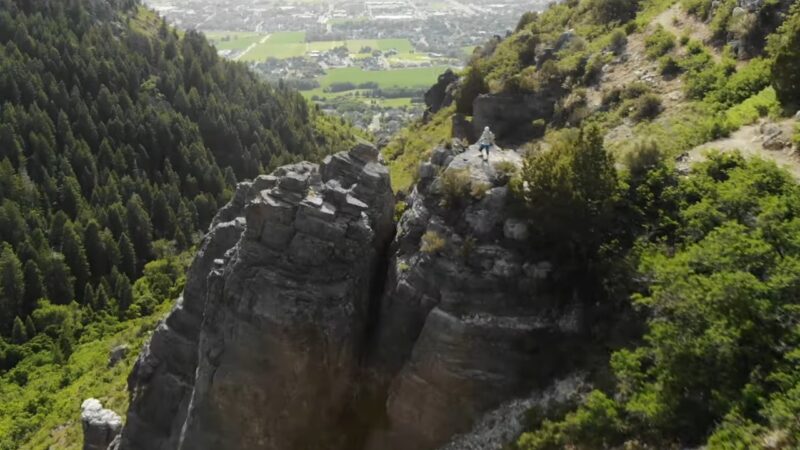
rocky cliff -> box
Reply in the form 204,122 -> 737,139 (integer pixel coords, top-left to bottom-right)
99,142 -> 620,450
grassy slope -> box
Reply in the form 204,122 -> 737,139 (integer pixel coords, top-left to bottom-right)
382,0 -> 786,193
0,302 -> 171,450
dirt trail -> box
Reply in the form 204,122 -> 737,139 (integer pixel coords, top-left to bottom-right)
680,119 -> 800,178
235,34 -> 270,61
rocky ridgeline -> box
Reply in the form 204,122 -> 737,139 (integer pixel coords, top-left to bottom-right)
89,142 -> 616,450
363,144 -> 595,450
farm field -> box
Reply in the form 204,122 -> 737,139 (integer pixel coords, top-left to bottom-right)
317,66 -> 448,90
204,31 -> 264,51
206,30 -> 418,62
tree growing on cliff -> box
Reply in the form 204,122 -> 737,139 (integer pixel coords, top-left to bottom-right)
769,2 -> 800,110
513,126 -> 618,265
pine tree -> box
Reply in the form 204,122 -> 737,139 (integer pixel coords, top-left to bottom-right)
24,315 -> 35,338
83,283 -> 96,308
49,211 -> 69,247
111,268 -> 133,313
23,260 -> 43,309
11,316 -> 27,344
769,3 -> 800,110
118,233 -> 137,280
83,220 -> 106,278
126,194 -> 153,265
62,222 -> 90,298
0,244 -> 24,333
151,190 -> 176,239
45,253 -> 75,305
95,283 -> 110,311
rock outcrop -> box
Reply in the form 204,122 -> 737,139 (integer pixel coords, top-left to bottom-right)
424,69 -> 460,119
105,142 -> 623,450
177,142 -> 394,450
116,142 -> 394,450
472,93 -> 558,143
362,146 -> 598,450
119,201 -> 246,450
82,399 -> 123,450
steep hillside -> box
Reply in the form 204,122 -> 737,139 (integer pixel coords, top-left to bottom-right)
379,0 -> 800,448
0,0 -> 359,447
386,0 -> 799,191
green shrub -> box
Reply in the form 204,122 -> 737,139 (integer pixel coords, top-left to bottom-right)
582,53 -> 609,85
394,201 -> 409,222
420,231 -> 446,254
707,58 -> 771,108
645,25 -> 676,59
608,29 -> 628,55
555,89 -> 590,126
470,182 -> 491,199
710,0 -> 736,40
725,87 -> 780,129
515,126 -> 618,261
658,54 -> 681,76
439,168 -> 473,208
621,82 -> 651,100
682,0 -> 713,20
794,123 -> 800,149
623,140 -> 665,178
587,0 -> 641,24
493,160 -> 519,178
516,155 -> 800,448
631,94 -> 663,122
768,2 -> 800,110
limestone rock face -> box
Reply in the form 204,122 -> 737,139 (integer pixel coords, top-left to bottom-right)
472,93 -> 558,142
118,187 -> 248,450
82,399 -> 123,450
107,142 -> 622,450
364,146 -> 594,450
174,142 -> 394,450
424,69 -> 459,117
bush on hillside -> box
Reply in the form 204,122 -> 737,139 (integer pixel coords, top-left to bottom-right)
645,25 -> 676,59
631,94 -> 663,122
659,54 -> 681,76
682,0 -> 713,20
512,126 -> 618,262
587,0 -> 640,24
608,29 -> 628,55
768,2 -> 800,110
516,154 -> 800,449
439,168 -> 474,208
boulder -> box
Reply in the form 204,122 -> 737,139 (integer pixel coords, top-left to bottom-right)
107,345 -> 128,368
425,69 -> 460,115
82,399 -> 123,450
452,113 -> 475,142
473,93 -> 558,143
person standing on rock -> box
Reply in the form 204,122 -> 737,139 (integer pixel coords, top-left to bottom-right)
478,126 -> 495,162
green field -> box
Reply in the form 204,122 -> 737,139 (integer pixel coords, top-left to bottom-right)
318,66 -> 448,89
220,32 -> 417,61
205,31 -> 265,51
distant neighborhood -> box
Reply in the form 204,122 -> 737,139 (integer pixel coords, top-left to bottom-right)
144,0 -> 548,137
